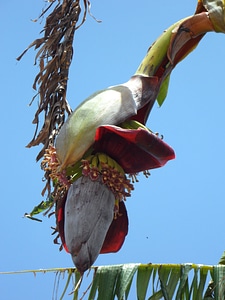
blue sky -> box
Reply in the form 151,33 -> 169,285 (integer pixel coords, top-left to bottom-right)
1,0 -> 225,299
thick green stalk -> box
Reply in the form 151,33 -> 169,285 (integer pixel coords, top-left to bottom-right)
135,18 -> 188,77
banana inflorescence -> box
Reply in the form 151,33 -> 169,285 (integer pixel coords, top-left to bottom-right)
81,152 -> 134,203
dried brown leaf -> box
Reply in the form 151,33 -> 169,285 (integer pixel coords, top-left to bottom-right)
18,0 -> 86,163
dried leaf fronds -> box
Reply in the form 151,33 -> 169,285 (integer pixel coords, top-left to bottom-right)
17,0 -> 92,162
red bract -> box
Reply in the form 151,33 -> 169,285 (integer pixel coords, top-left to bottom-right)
100,201 -> 128,254
94,125 -> 175,174
57,194 -> 69,253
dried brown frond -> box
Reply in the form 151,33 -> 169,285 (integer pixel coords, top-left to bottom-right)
18,0 -> 100,199
17,0 -> 94,162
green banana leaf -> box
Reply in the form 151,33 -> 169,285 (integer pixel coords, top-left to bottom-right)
2,262 -> 225,299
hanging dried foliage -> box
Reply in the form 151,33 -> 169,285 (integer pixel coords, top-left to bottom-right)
17,0 -> 93,162
17,0 -> 98,199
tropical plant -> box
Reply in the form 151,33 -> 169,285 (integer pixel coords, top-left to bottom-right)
1,259 -> 225,299
11,0 -> 225,298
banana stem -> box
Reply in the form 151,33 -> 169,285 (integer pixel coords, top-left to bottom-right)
135,12 -> 214,79
135,18 -> 187,77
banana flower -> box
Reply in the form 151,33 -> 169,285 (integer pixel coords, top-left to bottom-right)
54,78 -> 175,273
32,0 -> 225,274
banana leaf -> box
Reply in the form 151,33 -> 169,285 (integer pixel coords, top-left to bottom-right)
2,263 -> 225,299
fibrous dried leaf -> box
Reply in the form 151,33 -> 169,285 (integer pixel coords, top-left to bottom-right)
17,0 -> 87,162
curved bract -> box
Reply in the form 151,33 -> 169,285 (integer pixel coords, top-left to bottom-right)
94,125 -> 175,173
55,76 -> 159,170
64,176 -> 115,273
200,0 -> 225,33
100,201 -> 128,254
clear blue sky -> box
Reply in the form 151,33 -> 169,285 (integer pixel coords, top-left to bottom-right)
1,0 -> 225,299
